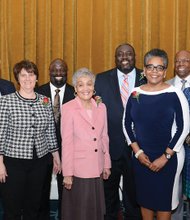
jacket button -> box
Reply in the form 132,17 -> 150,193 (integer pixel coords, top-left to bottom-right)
95,149 -> 98,152
92,127 -> 95,130
93,138 -> 97,141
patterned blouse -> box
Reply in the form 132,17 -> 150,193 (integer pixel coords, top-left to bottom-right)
0,92 -> 58,159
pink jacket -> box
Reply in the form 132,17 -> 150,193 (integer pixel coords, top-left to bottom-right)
61,96 -> 111,178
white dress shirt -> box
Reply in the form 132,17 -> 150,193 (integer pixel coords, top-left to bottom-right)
173,75 -> 190,89
50,83 -> 66,108
117,68 -> 136,95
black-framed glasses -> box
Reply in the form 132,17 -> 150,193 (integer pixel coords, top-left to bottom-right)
145,64 -> 166,72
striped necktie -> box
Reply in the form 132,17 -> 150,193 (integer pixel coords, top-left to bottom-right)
181,79 -> 187,91
121,74 -> 129,107
53,89 -> 60,124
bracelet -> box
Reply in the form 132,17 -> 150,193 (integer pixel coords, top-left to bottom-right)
135,149 -> 144,159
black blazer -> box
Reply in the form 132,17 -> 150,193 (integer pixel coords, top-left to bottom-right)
95,67 -> 146,160
35,83 -> 75,154
0,79 -> 15,95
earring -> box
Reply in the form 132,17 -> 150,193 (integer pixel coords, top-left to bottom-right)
93,90 -> 96,95
74,92 -> 77,97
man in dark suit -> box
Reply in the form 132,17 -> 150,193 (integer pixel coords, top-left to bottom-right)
95,43 -> 146,220
0,78 -> 15,96
36,58 -> 75,220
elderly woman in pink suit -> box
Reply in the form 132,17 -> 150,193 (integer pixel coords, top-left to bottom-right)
61,67 -> 111,220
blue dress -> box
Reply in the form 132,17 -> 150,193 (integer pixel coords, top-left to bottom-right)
124,86 -> 189,211
183,87 -> 190,199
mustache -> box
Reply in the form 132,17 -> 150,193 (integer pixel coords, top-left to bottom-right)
53,75 -> 65,77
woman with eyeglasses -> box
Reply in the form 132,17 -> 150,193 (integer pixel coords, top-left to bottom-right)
123,48 -> 189,220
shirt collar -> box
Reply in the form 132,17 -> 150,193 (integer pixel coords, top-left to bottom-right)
175,75 -> 190,84
50,82 -> 66,93
117,68 -> 136,79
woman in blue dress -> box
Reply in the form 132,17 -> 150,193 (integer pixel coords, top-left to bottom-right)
123,49 -> 189,220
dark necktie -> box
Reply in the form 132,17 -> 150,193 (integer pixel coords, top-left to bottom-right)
181,79 -> 187,91
53,89 -> 60,123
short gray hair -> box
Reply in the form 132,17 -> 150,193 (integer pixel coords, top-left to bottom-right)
72,67 -> 96,87
144,48 -> 168,68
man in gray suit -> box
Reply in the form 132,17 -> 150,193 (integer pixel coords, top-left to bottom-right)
167,50 -> 190,220
167,50 -> 190,89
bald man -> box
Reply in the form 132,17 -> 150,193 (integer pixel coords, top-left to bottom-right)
168,50 -> 190,88
167,50 -> 190,220
36,58 -> 75,220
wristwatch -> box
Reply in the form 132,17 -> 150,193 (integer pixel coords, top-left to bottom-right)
164,152 -> 172,160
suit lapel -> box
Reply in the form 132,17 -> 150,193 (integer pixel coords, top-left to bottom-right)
75,97 -> 98,126
62,84 -> 75,104
109,69 -> 124,110
135,68 -> 145,87
91,101 -> 100,126
170,78 -> 175,86
46,84 -> 52,99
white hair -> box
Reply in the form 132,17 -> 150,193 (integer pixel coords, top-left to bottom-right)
72,67 -> 95,87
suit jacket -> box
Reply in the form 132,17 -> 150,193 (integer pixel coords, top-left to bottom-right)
0,79 -> 15,95
0,92 -> 58,159
35,82 -> 75,153
95,67 -> 146,160
61,97 -> 111,178
166,78 -> 175,86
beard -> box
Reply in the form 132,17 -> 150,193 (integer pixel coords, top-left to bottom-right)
51,76 -> 67,88
117,65 -> 134,74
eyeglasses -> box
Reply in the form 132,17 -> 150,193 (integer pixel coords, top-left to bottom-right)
175,59 -> 190,64
145,64 -> 166,72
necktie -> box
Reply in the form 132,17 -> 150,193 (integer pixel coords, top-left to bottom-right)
121,75 -> 129,107
181,79 -> 187,91
53,89 -> 60,123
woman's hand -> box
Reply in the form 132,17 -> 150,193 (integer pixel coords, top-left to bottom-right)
63,176 -> 73,190
138,153 -> 152,168
0,156 -> 7,183
149,154 -> 168,172
52,151 -> 61,174
103,168 -> 111,180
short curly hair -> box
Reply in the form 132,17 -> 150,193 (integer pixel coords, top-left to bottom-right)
144,48 -> 168,68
